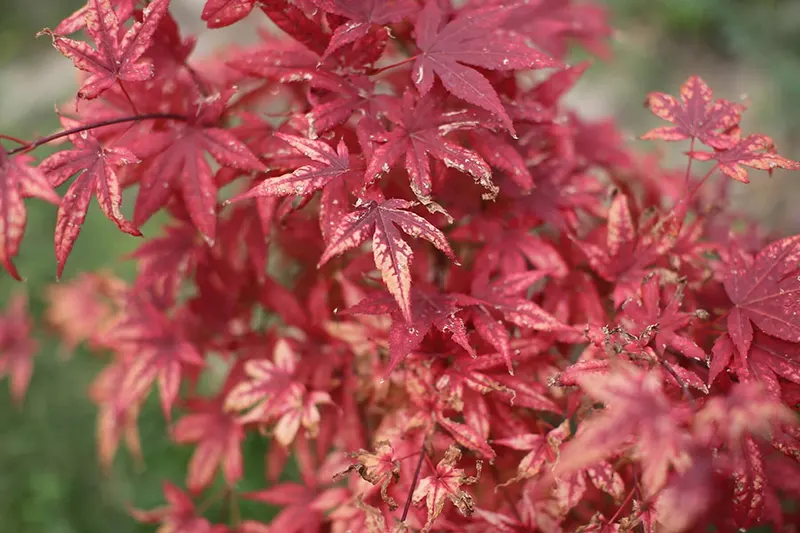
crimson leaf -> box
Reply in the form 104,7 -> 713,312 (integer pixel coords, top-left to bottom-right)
131,90 -> 266,244
202,0 -> 257,28
0,151 -> 61,280
318,198 -> 458,323
317,0 -> 417,58
413,1 -> 560,134
641,75 -> 744,149
691,134 -> 800,183
724,235 -> 800,357
364,90 -> 497,206
39,119 -> 141,278
43,0 -> 170,100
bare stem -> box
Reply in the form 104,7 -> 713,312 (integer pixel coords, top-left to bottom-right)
400,439 -> 427,523
672,162 -> 720,225
683,137 -> 696,189
117,80 -> 139,115
227,488 -> 241,527
0,133 -> 28,145
369,55 -> 418,76
607,483 -> 638,525
491,463 -> 524,523
7,113 -> 188,156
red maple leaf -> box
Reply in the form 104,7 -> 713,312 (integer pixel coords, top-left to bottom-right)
745,333 -> 800,400
132,482 -> 225,533
500,0 -> 611,61
89,356 -> 143,467
223,339 -> 301,426
318,198 -> 458,323
131,89 -> 266,243
43,0 -> 170,100
128,222 -> 204,300
172,396 -> 244,493
303,74 -> 379,139
723,235 -> 800,357
691,134 -> 800,183
229,133 -> 357,202
201,0 -> 257,28
343,286 -> 480,375
0,151 -> 61,280
333,441 -> 402,509
571,193 -> 678,305
708,332 -> 800,399
39,117 -> 141,277
496,426 -> 566,484
45,272 -> 124,353
227,30 -> 327,85
412,444 -> 482,533
451,216 -> 568,279
54,0 -> 137,35
413,1 -> 560,133
0,294 -> 37,405
470,270 -> 578,372
244,453 -> 351,533
102,291 -> 206,418
399,368 -> 497,459
641,75 -> 744,149
364,90 -> 497,205
224,338 -> 333,447
436,351 -> 559,413
317,0 -> 418,58
651,453 -> 714,533
694,383 -> 796,528
555,361 -> 691,497
498,420 -> 625,513
618,275 -> 706,362
226,133 -> 360,236
509,62 -> 590,123
517,158 -> 605,231
259,0 -> 330,57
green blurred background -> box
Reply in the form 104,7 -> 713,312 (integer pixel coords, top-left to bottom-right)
1,0 -> 798,531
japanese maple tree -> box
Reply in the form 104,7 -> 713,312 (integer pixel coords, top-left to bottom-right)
1,0 -> 800,532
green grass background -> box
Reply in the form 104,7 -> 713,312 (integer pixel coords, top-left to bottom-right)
1,0 -> 798,531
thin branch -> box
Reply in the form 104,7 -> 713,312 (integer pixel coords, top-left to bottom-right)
0,133 -> 28,145
369,55 -> 418,76
607,483 -> 638,525
117,80 -> 139,115
7,113 -> 188,156
683,137 -> 696,189
400,439 -> 427,523
671,163 -> 720,224
490,463 -> 523,523
660,358 -> 695,406
227,488 -> 241,528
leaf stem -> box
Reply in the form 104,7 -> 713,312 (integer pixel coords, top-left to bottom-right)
0,133 -> 28,145
688,163 -> 720,198
227,488 -> 241,527
7,113 -> 188,156
401,438 -> 427,522
117,80 -> 140,115
369,55 -> 419,76
683,137 -> 696,190
491,463 -> 524,523
196,486 -> 229,515
607,483 -> 637,525
672,163 -> 720,224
